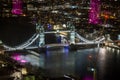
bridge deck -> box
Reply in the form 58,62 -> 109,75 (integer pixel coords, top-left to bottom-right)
45,43 -> 69,48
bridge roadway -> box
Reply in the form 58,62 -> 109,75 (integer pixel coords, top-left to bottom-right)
4,42 -> 103,51
44,30 -> 71,34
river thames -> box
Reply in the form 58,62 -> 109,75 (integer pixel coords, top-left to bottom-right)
37,46 -> 120,80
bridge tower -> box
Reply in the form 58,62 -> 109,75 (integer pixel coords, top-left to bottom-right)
36,23 -> 45,47
105,34 -> 111,41
68,22 -> 75,44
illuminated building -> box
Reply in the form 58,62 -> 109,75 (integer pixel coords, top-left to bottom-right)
89,0 -> 101,24
12,0 -> 23,15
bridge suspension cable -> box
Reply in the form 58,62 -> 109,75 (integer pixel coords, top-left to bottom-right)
75,32 -> 105,43
3,34 -> 39,51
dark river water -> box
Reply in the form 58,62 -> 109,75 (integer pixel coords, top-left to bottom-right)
37,46 -> 120,80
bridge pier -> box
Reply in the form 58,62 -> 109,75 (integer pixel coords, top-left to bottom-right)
69,22 -> 75,44
39,33 -> 45,47
37,23 -> 45,47
97,43 -> 100,47
70,31 -> 75,44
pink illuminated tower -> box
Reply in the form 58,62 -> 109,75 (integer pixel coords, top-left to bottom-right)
12,0 -> 23,15
89,0 -> 101,24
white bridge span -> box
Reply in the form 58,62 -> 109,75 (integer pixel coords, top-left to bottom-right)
3,31 -> 105,51
2,22 -> 106,51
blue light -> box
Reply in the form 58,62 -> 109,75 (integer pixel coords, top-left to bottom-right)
63,46 -> 69,53
47,24 -> 52,30
46,49 -> 50,57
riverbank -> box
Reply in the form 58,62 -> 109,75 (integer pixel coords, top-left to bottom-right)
106,45 -> 120,50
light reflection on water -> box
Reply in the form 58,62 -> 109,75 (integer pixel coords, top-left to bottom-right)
39,47 -> 119,80
12,47 -> 119,79
97,48 -> 107,80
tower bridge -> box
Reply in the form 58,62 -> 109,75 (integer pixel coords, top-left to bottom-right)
3,23 -> 106,51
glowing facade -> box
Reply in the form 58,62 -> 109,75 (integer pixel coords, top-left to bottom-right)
12,0 -> 23,15
89,0 -> 101,24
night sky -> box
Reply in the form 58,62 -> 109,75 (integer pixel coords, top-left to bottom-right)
0,17 -> 36,46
